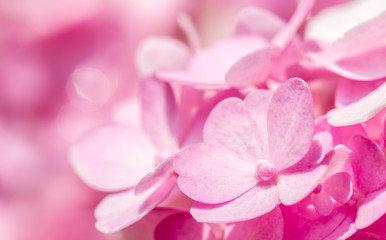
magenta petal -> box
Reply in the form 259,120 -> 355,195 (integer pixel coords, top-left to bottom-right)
235,7 -> 285,41
191,184 -> 279,223
349,231 -> 386,240
203,97 -> 262,160
348,134 -> 386,193
70,124 -> 156,192
327,82 -> 386,126
313,191 -> 334,216
95,176 -> 176,233
141,77 -> 178,153
268,78 -> 314,171
173,144 -> 256,204
154,213 -> 216,240
135,37 -> 190,77
356,187 -> 386,229
277,165 -> 327,205
224,207 -> 283,240
323,172 -> 353,204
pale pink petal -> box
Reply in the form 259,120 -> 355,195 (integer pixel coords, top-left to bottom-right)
335,78 -> 384,108
277,165 -> 327,205
95,176 -> 176,233
235,7 -> 285,41
244,90 -> 274,160
95,189 -> 150,234
324,145 -> 352,179
224,207 -> 283,240
331,11 -> 386,59
348,134 -> 386,193
141,77 -> 178,153
225,46 -> 275,87
268,78 -> 314,170
203,97 -> 262,161
356,187 -> 386,229
323,172 -> 353,204
313,191 -> 334,216
154,213 -> 216,240
191,184 -> 279,223
327,82 -> 386,126
158,36 -> 266,89
136,157 -> 174,194
70,124 -> 156,192
173,144 -> 256,204
135,37 -> 190,77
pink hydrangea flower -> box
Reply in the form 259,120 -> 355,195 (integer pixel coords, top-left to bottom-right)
173,78 -> 330,222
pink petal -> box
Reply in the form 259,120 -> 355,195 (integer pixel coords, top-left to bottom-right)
224,207 -> 283,240
348,134 -> 386,193
70,124 -> 156,192
267,78 -> 314,171
324,145 -> 352,179
331,11 -> 386,60
158,36 -> 266,89
136,157 -> 174,194
356,187 -> 386,229
277,165 -> 327,205
191,184 -> 279,223
203,97 -> 262,161
235,7 -> 285,41
323,172 -> 353,204
154,213 -> 216,240
327,82 -> 386,126
313,191 -> 334,216
335,78 -> 384,108
225,46 -> 275,87
173,144 -> 256,204
244,90 -> 274,160
95,176 -> 176,233
135,37 -> 190,77
141,77 -> 178,153
349,231 -> 386,240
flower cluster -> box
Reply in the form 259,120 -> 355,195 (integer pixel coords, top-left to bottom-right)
69,0 -> 386,239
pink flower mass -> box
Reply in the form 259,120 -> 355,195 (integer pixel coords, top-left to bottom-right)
0,0 -> 385,239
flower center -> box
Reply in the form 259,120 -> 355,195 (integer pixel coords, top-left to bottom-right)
254,159 -> 277,181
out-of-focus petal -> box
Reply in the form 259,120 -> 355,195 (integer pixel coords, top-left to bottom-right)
356,187 -> 386,229
313,191 -> 334,216
224,207 -> 283,240
154,212 -> 216,240
268,78 -> 314,170
348,134 -> 386,193
173,144 -> 256,204
135,37 -> 190,77
70,124 -> 156,192
327,82 -> 386,126
191,184 -> 279,223
141,77 -> 178,153
323,172 -> 353,204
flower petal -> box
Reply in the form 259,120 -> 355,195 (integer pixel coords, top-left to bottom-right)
203,97 -> 262,160
268,78 -> 314,170
173,144 -> 256,204
313,191 -> 334,216
70,124 -> 156,192
154,213 -> 216,240
327,82 -> 386,126
323,172 -> 353,204
348,134 -> 386,193
356,187 -> 386,229
191,184 -> 279,223
224,206 -> 283,240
